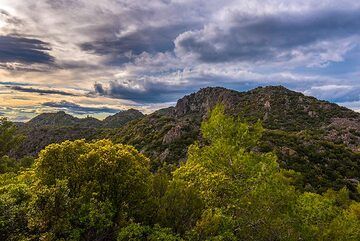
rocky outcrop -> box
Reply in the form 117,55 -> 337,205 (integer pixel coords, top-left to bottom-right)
325,118 -> 360,152
162,124 -> 183,144
174,87 -> 242,117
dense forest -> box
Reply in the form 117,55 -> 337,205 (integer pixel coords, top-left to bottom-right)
1,103 -> 360,240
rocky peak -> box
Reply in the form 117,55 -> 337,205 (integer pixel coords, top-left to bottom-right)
174,87 -> 242,117
103,109 -> 144,128
27,111 -> 79,127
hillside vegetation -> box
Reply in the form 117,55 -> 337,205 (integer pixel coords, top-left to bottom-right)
1,105 -> 360,241
10,87 -> 360,199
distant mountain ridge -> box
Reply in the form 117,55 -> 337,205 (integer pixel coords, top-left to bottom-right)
27,111 -> 102,128
26,109 -> 144,128
14,109 -> 144,157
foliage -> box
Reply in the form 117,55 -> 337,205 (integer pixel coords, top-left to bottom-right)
1,139 -> 153,240
0,155 -> 34,174
0,171 -> 34,240
117,223 -> 182,241
157,105 -> 360,240
0,118 -> 24,157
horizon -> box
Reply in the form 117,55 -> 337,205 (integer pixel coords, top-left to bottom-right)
0,0 -> 359,121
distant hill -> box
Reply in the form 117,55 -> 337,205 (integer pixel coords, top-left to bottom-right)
27,111 -> 102,128
15,109 -> 144,157
26,109 -> 144,129
12,86 -> 360,198
102,109 -> 144,128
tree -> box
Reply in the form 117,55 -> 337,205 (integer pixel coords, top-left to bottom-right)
29,139 -> 153,240
168,105 -> 298,240
117,223 -> 182,241
0,172 -> 33,241
0,118 -> 29,174
0,118 -> 23,157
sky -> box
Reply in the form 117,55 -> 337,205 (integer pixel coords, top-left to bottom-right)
0,0 -> 359,121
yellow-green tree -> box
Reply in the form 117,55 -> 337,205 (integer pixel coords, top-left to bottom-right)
28,139 -> 152,240
0,171 -> 33,240
160,105 -> 297,240
0,118 -> 28,173
162,105 -> 360,240
0,118 -> 23,157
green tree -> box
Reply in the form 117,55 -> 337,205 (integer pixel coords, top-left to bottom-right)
0,171 -> 33,241
326,202 -> 360,240
28,139 -> 153,240
169,105 -> 298,240
117,223 -> 182,241
0,118 -> 23,157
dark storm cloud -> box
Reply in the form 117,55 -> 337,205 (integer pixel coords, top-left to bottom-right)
0,35 -> 54,64
81,23 -> 198,64
94,80 -> 194,103
42,100 -> 121,114
175,9 -> 360,63
8,86 -> 77,96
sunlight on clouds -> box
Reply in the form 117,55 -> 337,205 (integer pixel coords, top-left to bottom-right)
0,0 -> 359,119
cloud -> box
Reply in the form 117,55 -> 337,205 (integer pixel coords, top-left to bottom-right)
81,23 -> 196,65
0,9 -> 21,25
0,35 -> 54,64
338,101 -> 360,112
93,79 -> 191,103
0,0 -> 360,116
8,86 -> 78,96
0,81 -> 30,86
175,9 -> 360,66
42,100 -> 121,114
304,85 -> 360,102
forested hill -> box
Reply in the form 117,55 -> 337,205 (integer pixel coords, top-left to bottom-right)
13,86 -> 360,196
1,86 -> 360,240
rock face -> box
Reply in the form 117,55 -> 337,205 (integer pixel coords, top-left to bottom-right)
162,124 -> 183,144
325,118 -> 360,152
171,86 -> 360,143
174,87 -> 242,117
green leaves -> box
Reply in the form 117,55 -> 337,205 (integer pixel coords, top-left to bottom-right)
0,118 -> 24,157
0,139 -> 154,240
117,223 -> 182,241
201,104 -> 263,151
